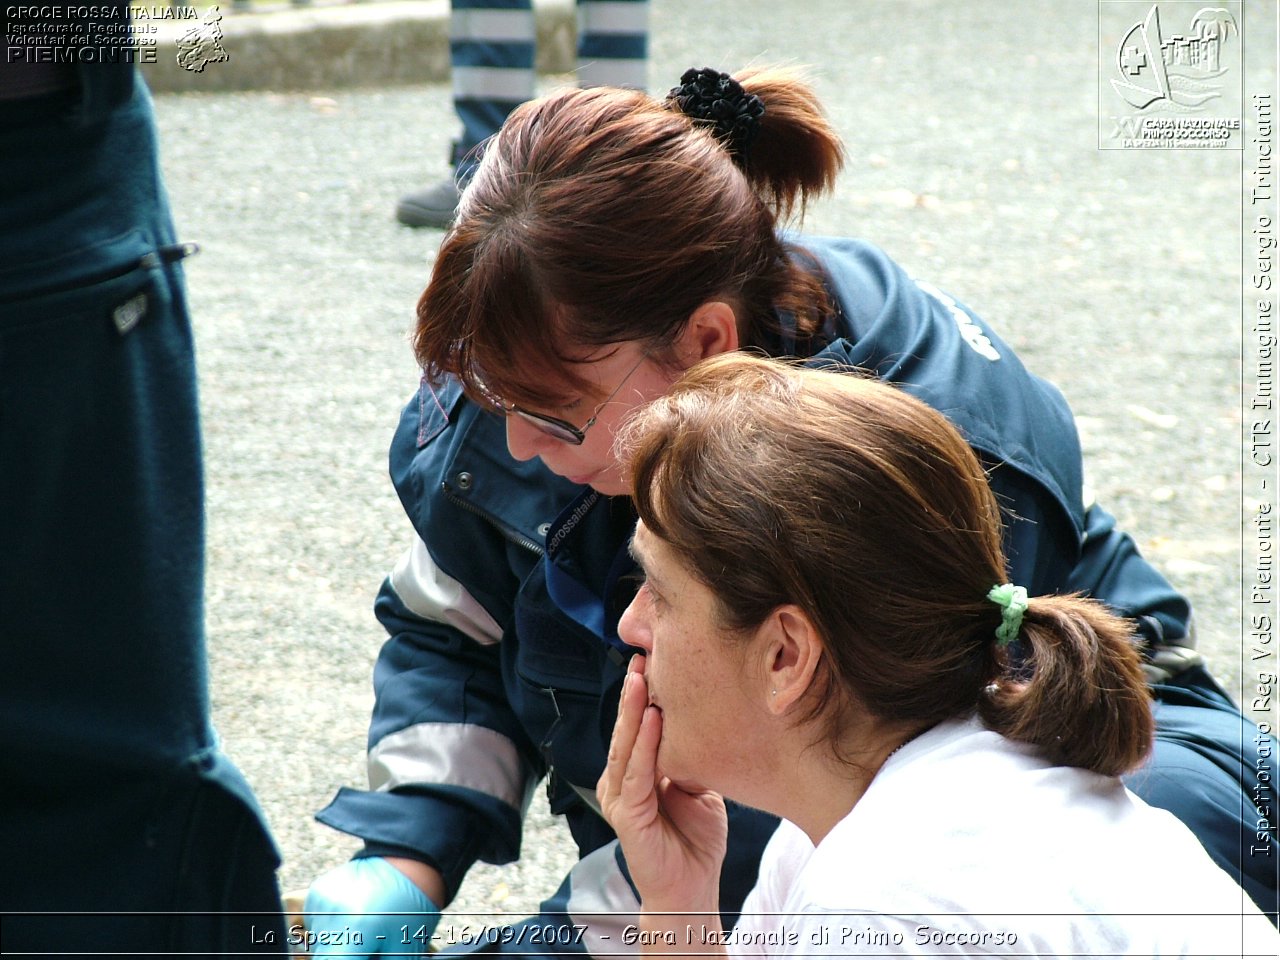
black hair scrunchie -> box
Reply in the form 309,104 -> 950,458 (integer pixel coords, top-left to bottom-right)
666,67 -> 765,163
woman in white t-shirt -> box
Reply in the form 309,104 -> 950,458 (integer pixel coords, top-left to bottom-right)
599,353 -> 1278,957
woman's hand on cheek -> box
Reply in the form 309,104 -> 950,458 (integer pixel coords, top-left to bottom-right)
599,658 -> 657,857
598,657 -> 728,913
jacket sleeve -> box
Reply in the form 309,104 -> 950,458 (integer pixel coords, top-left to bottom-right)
316,383 -> 557,901
1070,500 -> 1192,646
987,459 -> 1192,647
315,542 -> 544,901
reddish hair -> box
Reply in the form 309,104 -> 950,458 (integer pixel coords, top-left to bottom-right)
413,67 -> 845,410
620,354 -> 1154,777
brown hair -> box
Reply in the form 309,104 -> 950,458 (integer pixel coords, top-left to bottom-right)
621,354 -> 1154,777
413,66 -> 845,410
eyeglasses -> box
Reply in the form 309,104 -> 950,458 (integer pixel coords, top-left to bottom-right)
484,352 -> 650,446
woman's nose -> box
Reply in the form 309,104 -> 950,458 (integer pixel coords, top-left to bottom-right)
505,415 -> 553,462
617,596 -> 652,653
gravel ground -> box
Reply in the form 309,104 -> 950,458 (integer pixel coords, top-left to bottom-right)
149,0 -> 1277,923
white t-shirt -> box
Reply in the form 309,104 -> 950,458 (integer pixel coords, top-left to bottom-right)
731,715 -> 1277,957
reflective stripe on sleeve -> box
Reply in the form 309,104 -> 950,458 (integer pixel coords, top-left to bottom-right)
565,840 -> 642,953
389,537 -> 503,647
368,721 -> 535,814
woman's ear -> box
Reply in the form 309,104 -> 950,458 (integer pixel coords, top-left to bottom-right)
758,605 -> 824,716
680,301 -> 740,364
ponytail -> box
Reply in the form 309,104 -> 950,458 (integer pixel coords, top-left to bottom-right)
979,594 -> 1154,777
659,64 -> 845,342
735,66 -> 845,219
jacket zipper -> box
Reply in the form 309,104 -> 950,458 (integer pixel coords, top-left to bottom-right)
441,481 -> 545,555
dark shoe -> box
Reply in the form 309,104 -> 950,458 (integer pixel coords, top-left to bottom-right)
395,177 -> 462,229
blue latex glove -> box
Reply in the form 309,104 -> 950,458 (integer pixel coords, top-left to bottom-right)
304,857 -> 440,958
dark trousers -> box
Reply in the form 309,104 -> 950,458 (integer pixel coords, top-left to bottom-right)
0,72 -> 285,956
450,0 -> 649,174
1135,671 -> 1279,919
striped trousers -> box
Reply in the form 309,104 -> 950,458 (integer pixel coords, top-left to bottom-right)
450,0 -> 649,174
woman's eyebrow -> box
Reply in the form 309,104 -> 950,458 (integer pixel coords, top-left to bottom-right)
626,534 -> 647,571
626,533 -> 664,592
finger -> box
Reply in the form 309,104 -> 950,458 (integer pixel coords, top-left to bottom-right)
620,703 -> 662,810
601,666 -> 649,807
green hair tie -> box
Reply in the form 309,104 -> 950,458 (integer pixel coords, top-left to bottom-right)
987,583 -> 1028,645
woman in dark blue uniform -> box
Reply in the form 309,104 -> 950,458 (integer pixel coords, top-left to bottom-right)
307,66 -> 1277,954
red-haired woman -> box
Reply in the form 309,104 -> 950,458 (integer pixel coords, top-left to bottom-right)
306,67 -> 1276,955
